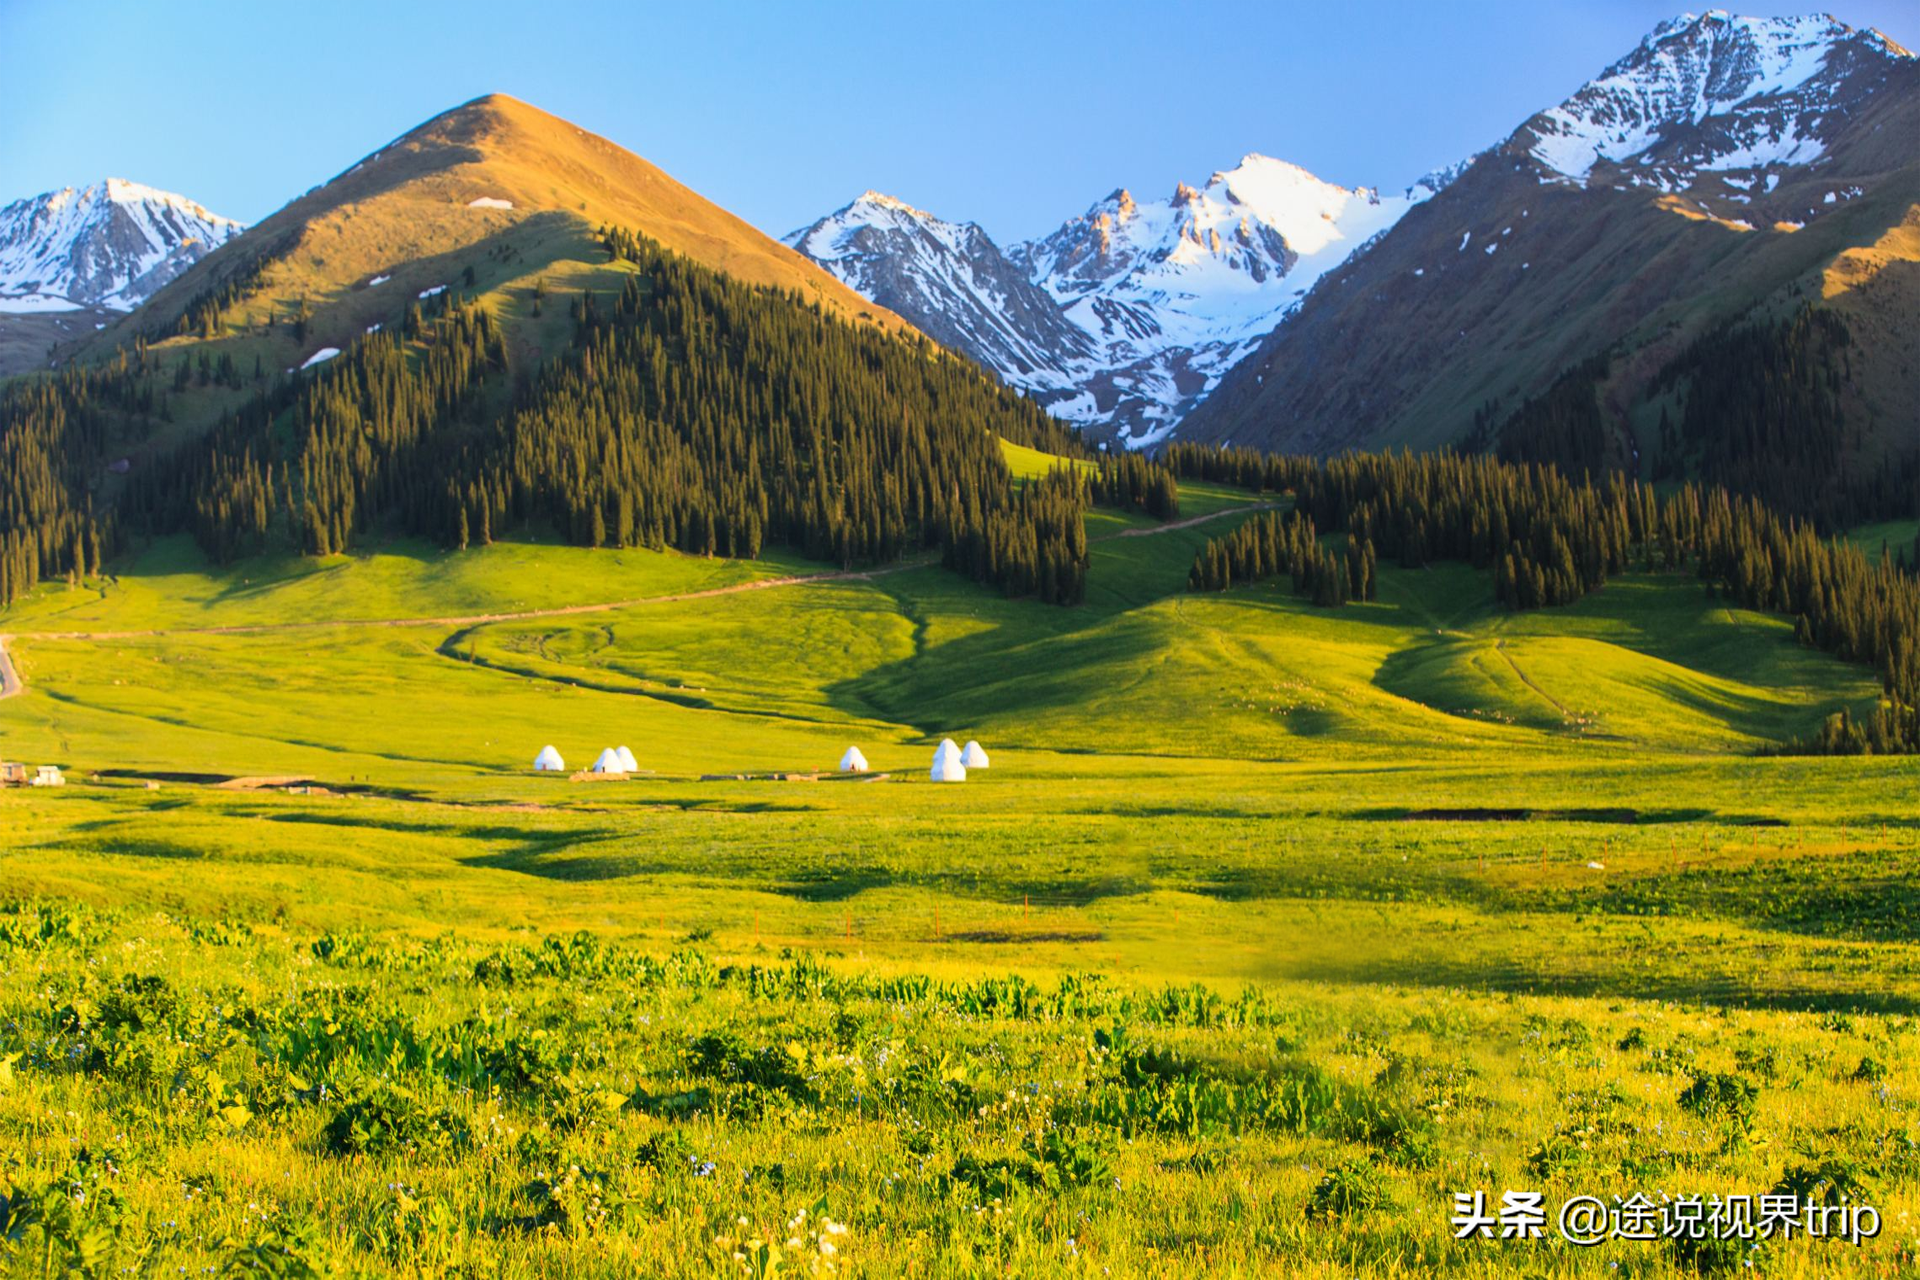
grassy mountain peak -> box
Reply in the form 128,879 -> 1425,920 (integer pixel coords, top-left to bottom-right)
79,93 -> 911,367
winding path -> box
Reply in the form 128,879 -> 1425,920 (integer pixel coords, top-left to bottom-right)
0,503 -> 1274,700
1493,637 -> 1572,719
0,636 -> 19,702
1109,502 -> 1278,538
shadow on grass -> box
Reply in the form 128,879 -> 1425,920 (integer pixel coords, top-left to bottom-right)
770,868 -> 1155,906
1284,952 -> 1920,1017
1342,806 -> 1798,826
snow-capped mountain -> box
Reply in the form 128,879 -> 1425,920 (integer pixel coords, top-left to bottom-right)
1180,9 -> 1919,465
1523,11 -> 1910,191
790,157 -> 1453,445
0,179 -> 245,314
785,193 -> 1094,397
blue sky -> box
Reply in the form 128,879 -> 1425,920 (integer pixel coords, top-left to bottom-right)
4,0 -> 1915,243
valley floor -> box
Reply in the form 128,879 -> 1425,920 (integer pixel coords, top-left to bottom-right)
1,485 -> 1915,1276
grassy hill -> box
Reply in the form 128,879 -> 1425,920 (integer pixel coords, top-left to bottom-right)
0,471 -> 1882,781
88,93 -> 911,361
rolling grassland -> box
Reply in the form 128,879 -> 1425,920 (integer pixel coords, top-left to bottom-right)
1,477 -> 1915,1276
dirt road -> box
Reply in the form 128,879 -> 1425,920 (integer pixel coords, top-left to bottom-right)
0,636 -> 18,701
1107,502 -> 1277,538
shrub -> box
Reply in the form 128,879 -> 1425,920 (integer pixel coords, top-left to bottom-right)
1306,1158 -> 1387,1220
1678,1073 -> 1759,1130
1774,1155 -> 1875,1207
1851,1055 -> 1888,1084
323,1086 -> 468,1156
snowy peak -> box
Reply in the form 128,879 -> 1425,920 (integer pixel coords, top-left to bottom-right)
785,192 -> 1094,392
0,179 -> 245,313
1523,11 -> 1913,185
1019,152 -> 1412,312
788,190 -> 986,262
1005,153 -> 1431,444
1203,152 -> 1386,259
1012,155 -> 1385,332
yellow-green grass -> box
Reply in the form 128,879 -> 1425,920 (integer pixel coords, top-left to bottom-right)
2,482 -> 1917,1276
0,533 -> 793,633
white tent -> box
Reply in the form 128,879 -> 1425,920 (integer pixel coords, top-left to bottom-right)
590,747 -> 626,774
961,740 -> 990,769
533,745 -> 565,772
615,745 -> 639,772
839,746 -> 869,772
930,738 -> 966,782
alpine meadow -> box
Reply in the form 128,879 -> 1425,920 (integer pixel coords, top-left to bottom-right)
2,7 -> 1919,1279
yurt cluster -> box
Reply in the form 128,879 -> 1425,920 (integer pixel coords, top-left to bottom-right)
531,744 -> 637,776
529,739 -> 991,781
930,738 -> 990,781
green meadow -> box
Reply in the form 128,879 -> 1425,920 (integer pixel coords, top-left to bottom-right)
1,474 -> 1916,1276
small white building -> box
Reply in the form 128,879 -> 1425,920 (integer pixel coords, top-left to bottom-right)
930,739 -> 966,783
615,745 -> 639,772
961,741 -> 991,769
838,747 -> 869,772
30,765 -> 64,788
590,748 -> 626,774
533,745 -> 566,772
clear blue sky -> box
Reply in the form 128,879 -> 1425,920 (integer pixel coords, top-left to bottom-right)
4,0 -> 1914,244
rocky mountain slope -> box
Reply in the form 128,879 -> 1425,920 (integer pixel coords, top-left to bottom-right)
0,178 -> 243,313
0,179 -> 245,374
1179,11 -> 1920,480
791,157 -> 1452,445
786,192 -> 1094,401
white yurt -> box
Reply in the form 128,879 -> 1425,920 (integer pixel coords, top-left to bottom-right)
930,738 -> 966,783
590,747 -> 626,774
615,745 -> 639,772
961,740 -> 990,769
533,745 -> 565,772
839,746 -> 869,772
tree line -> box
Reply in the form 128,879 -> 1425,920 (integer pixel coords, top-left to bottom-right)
1188,508 -> 1376,606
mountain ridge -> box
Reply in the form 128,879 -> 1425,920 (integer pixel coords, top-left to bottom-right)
790,154 -> 1451,444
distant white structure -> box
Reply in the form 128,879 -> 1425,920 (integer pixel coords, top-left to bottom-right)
615,745 -> 639,772
590,748 -> 626,774
533,745 -> 565,772
930,738 -> 966,783
30,765 -> 64,788
961,740 -> 991,769
839,746 -> 869,772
